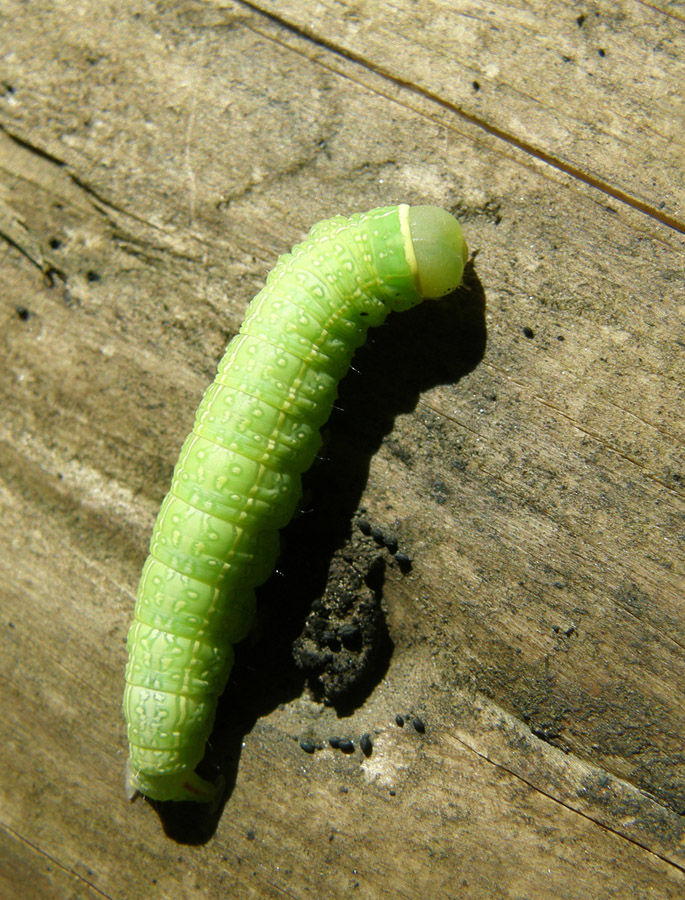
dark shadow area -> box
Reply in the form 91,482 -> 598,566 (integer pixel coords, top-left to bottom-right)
156,261 -> 486,842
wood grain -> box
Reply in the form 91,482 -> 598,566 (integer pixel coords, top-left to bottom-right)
249,0 -> 685,222
1,2 -> 683,899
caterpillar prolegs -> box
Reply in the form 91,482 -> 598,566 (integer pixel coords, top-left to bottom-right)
123,204 -> 467,802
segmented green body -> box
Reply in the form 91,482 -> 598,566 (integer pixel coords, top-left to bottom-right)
123,205 -> 466,802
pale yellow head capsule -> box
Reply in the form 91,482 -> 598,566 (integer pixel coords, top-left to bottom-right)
407,205 -> 468,298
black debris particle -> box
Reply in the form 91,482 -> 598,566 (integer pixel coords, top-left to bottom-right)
329,736 -> 342,749
86,269 -> 101,282
370,526 -> 385,545
354,513 -> 406,561
15,306 -> 30,321
522,326 -> 535,339
389,789 -> 396,796
49,237 -> 62,250
472,80 -> 480,91
395,714 -> 405,727
412,717 -> 426,734
394,553 -> 413,574
300,739 -> 316,754
597,48 -> 605,57
338,739 -> 355,754
360,733 -> 373,757
246,828 -> 256,841
576,14 -> 585,27
384,535 -> 398,555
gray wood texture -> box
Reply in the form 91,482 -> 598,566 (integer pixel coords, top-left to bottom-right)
1,2 -> 683,898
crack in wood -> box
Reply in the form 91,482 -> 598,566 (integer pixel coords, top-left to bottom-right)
236,0 -> 685,233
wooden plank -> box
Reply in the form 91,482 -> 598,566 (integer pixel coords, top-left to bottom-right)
0,2 -> 683,899
0,823 -> 106,900
246,0 -> 685,223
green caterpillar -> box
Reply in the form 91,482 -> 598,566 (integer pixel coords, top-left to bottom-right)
123,204 -> 467,802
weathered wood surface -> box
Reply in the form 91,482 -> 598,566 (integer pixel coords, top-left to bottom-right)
0,2 -> 683,899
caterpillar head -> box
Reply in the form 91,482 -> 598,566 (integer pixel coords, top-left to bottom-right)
408,205 -> 468,299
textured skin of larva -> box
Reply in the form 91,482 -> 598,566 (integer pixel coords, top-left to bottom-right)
123,205 -> 454,802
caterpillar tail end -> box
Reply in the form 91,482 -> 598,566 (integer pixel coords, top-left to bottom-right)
407,205 -> 468,299
124,757 -> 223,805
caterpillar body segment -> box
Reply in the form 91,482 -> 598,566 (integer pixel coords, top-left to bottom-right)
123,204 -> 467,802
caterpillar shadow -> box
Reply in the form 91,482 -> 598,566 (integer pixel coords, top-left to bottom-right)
156,261 -> 486,842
